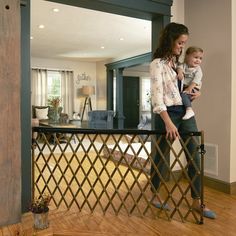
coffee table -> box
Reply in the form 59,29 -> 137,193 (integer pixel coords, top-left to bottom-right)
40,120 -> 76,128
38,120 -> 83,143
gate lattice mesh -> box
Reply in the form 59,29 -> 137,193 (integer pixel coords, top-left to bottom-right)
32,128 -> 204,224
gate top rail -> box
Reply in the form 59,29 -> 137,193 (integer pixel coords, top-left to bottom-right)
32,126 -> 202,136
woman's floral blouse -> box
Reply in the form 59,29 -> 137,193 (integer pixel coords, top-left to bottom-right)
150,58 -> 182,114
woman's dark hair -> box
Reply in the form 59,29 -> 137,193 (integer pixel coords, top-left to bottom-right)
153,22 -> 189,60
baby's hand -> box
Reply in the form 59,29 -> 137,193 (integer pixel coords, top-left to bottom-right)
177,67 -> 184,80
177,72 -> 184,81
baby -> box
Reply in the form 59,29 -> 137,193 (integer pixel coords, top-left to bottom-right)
177,46 -> 204,120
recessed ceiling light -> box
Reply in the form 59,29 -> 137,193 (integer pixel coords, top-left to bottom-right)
120,38 -> 124,41
101,46 -> 105,49
38,24 -> 45,29
30,36 -> 34,40
52,8 -> 59,12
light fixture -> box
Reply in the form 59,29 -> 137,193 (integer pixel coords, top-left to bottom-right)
80,85 -> 95,122
38,24 -> 45,29
52,8 -> 59,12
100,46 -> 105,49
30,36 -> 34,40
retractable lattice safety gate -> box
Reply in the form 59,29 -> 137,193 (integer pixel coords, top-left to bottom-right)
32,127 -> 205,224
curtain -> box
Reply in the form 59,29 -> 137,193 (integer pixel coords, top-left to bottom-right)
31,69 -> 48,106
31,68 -> 74,118
61,70 -> 74,118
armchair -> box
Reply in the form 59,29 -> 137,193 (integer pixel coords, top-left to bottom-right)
88,110 -> 114,129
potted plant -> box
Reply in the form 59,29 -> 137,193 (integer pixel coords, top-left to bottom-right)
29,194 -> 51,229
48,97 -> 61,123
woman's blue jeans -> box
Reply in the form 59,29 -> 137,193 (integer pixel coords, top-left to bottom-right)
151,111 -> 201,199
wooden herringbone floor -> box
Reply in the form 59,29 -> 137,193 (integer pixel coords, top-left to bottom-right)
3,134 -> 236,236
1,186 -> 236,236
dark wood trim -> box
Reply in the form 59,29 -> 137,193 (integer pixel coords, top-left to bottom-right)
106,69 -> 114,110
115,68 -> 125,129
21,0 -> 32,213
20,0 -> 27,6
151,0 -> 173,5
47,0 -> 172,20
105,53 -> 152,129
106,53 -> 152,70
21,0 -> 173,212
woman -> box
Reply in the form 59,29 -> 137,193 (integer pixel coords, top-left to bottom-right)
150,22 -> 216,219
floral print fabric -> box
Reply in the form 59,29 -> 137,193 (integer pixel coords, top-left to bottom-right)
150,58 -> 182,114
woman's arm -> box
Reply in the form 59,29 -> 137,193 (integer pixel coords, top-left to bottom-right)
151,60 -> 180,140
160,110 -> 180,140
150,60 -> 167,113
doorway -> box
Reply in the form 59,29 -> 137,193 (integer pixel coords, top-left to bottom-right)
22,0 -> 171,212
123,76 -> 140,129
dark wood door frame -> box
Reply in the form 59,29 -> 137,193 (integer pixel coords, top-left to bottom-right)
21,0 -> 172,214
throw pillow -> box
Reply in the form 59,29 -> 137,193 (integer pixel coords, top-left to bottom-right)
35,107 -> 48,120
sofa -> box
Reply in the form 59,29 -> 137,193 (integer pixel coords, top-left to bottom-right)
32,105 -> 68,123
88,110 -> 114,129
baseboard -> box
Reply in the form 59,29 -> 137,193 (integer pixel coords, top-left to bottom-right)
231,182 -> 236,194
204,176 -> 236,195
171,170 -> 236,195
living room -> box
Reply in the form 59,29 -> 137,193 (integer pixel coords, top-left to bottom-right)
2,0 -> 236,233
31,0 -> 152,126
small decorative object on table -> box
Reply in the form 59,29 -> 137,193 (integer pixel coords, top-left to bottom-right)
48,97 -> 61,123
29,194 -> 51,230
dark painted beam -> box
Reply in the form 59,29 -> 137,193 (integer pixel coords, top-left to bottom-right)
47,0 -> 172,20
115,68 -> 125,129
21,0 -> 32,213
106,52 -> 152,70
106,69 -> 114,110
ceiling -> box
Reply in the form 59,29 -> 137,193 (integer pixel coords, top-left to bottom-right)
31,0 -> 152,62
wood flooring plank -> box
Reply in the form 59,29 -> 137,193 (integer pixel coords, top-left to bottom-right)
3,142 -> 236,235
1,188 -> 236,236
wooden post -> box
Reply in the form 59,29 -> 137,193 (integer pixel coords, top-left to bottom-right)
0,0 -> 21,226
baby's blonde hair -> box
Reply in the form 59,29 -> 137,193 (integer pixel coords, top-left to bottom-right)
185,46 -> 203,56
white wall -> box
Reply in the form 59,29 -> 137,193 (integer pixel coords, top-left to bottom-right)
31,57 -> 97,118
184,0 -> 232,182
96,60 -> 109,109
171,0 -> 185,23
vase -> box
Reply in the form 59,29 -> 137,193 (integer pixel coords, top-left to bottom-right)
33,211 -> 49,229
50,107 -> 60,124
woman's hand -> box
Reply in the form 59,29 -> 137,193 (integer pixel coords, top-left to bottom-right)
165,120 -> 180,140
183,87 -> 192,94
160,111 -> 179,140
191,90 -> 201,100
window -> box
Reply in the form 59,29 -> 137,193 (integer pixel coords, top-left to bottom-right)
31,68 -> 74,117
47,71 -> 61,101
